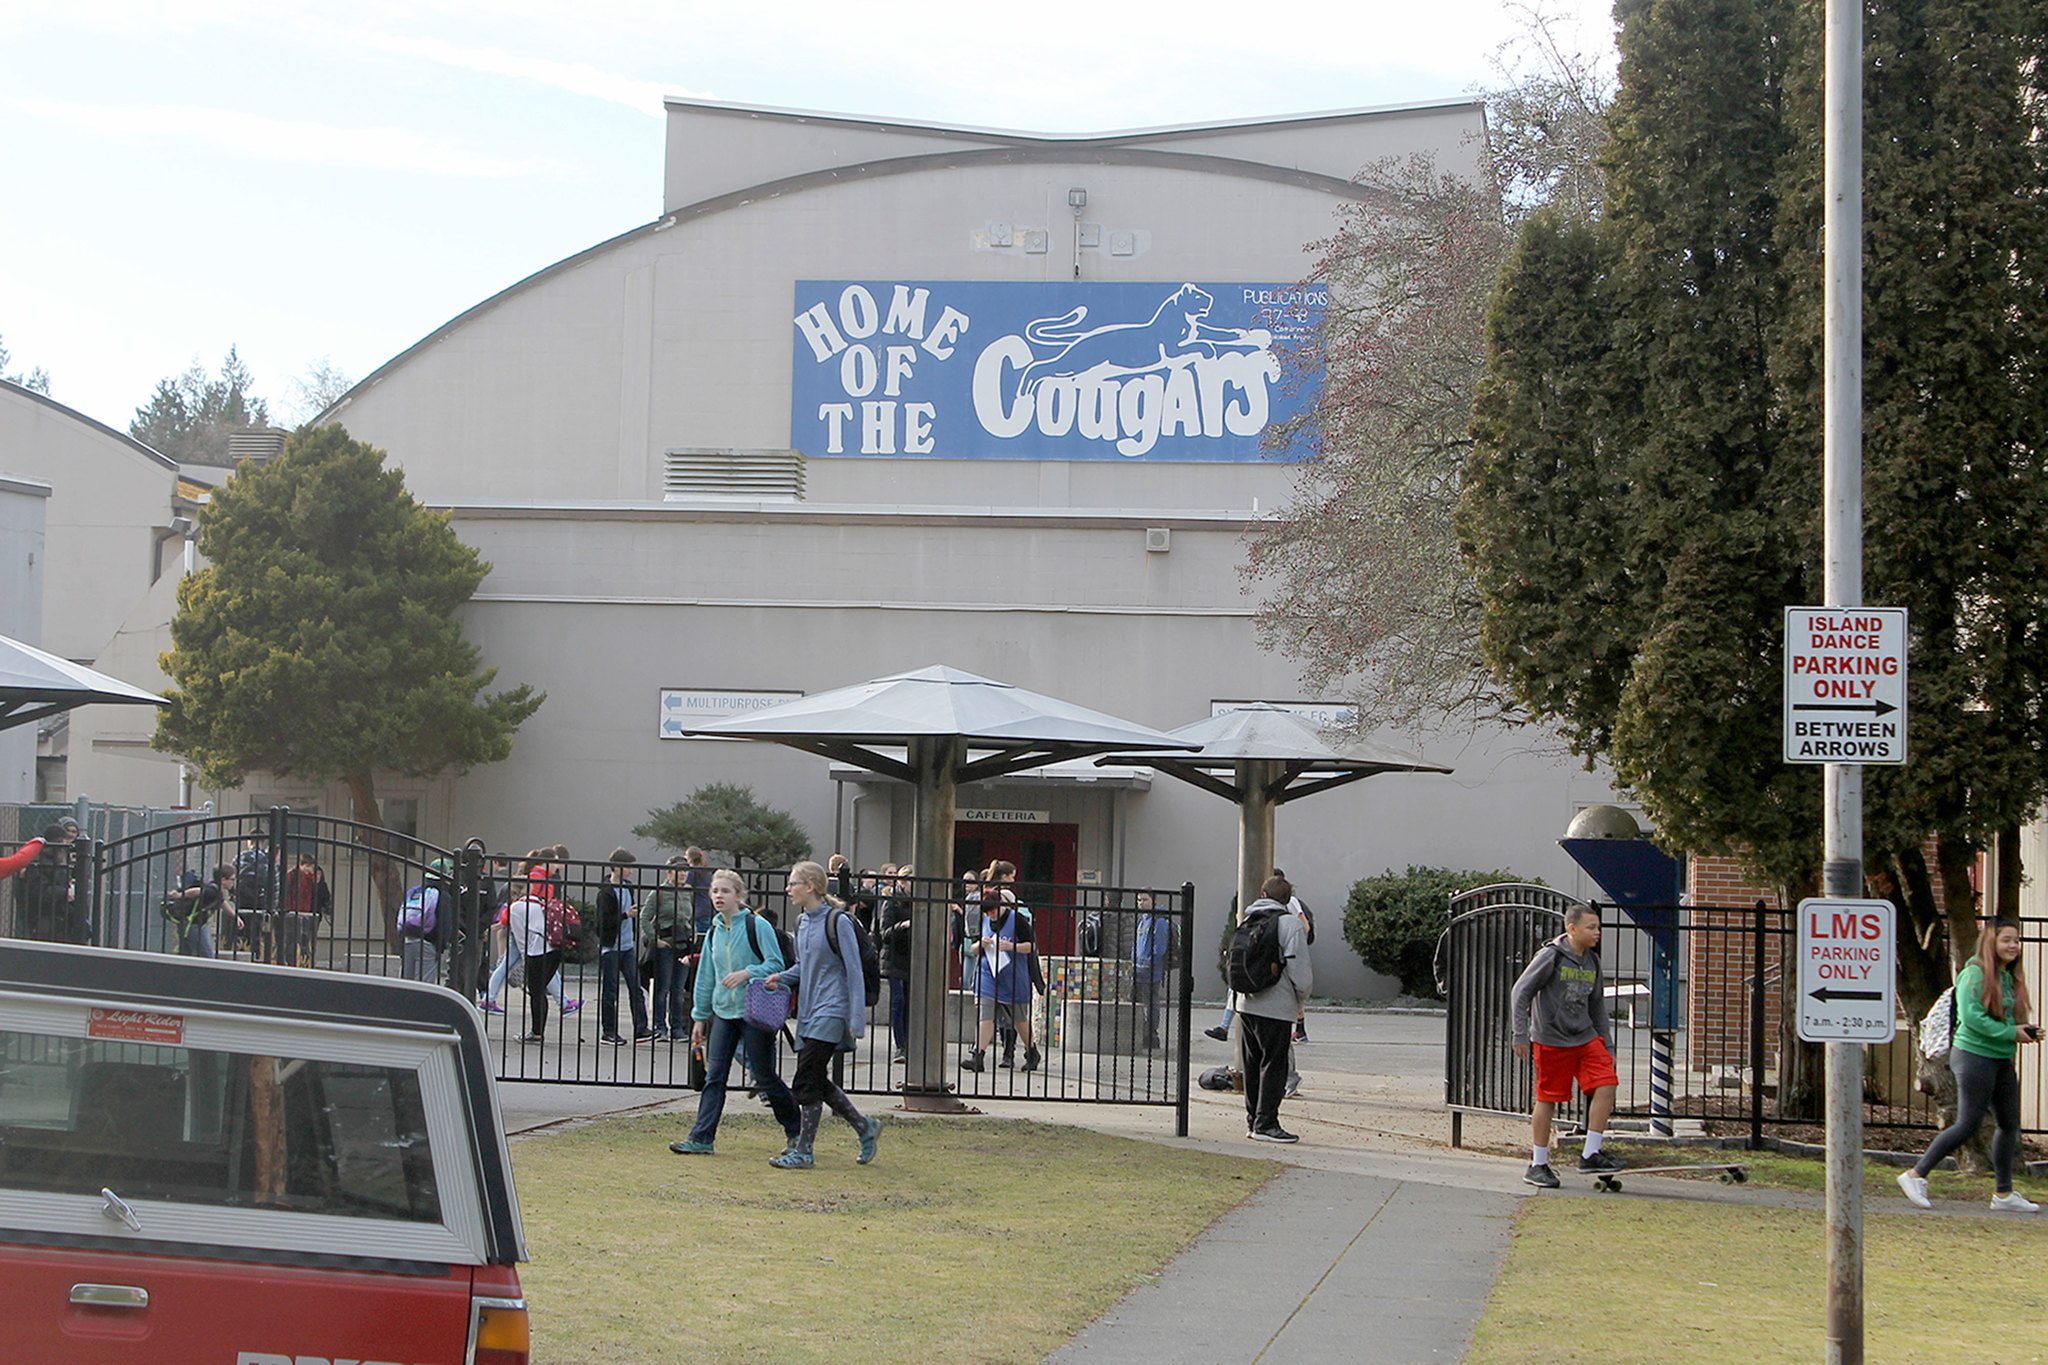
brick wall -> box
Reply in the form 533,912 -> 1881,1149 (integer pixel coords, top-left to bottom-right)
1684,847 -> 1950,1072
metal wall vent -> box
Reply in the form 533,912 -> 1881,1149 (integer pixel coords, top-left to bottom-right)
663,448 -> 806,501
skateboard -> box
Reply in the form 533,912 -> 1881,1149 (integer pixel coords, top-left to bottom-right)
1591,1163 -> 1749,1193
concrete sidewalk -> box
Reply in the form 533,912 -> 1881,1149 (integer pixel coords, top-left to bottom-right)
1049,1165 -> 1514,1364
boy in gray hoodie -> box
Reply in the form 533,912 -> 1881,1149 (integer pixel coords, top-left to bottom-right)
1510,904 -> 1622,1187
1239,875 -> 1313,1143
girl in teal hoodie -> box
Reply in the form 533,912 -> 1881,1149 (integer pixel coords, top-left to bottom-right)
668,869 -> 799,1155
1899,920 -> 2042,1212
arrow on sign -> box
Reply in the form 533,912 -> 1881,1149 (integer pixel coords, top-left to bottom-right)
1790,699 -> 1897,717
1809,986 -> 1883,1002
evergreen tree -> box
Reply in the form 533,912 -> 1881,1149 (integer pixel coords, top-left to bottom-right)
129,348 -> 273,462
0,334 -> 51,394
1465,0 -> 2048,1038
156,425 -> 543,919
635,783 -> 812,871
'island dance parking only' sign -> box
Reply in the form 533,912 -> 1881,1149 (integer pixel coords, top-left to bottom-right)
1782,606 -> 1908,765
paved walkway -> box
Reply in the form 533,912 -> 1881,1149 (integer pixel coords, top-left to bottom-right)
1049,1165 -> 1513,1364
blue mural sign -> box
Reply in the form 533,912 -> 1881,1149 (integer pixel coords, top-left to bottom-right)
790,280 -> 1324,462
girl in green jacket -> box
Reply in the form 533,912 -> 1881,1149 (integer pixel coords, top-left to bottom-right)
1899,921 -> 2042,1212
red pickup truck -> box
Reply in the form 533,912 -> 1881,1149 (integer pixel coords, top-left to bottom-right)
0,940 -> 529,1364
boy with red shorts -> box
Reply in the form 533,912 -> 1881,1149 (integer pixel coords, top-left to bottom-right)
1510,904 -> 1622,1188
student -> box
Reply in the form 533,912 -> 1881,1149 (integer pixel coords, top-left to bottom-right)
963,865 -> 1039,1073
1132,891 -> 1173,1051
760,861 -> 883,1169
643,855 -> 696,1042
1899,920 -> 2042,1212
509,863 -> 565,1044
1510,904 -> 1623,1187
1238,875 -> 1312,1143
670,869 -> 801,1155
877,866 -> 915,1063
596,848 -> 651,1046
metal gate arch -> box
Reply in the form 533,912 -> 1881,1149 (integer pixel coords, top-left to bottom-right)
1443,883 -> 1587,1147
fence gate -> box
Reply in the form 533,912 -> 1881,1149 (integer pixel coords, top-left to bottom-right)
1442,883 -> 1586,1147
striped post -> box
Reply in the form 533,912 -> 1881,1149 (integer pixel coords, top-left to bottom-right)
1649,1029 -> 1675,1137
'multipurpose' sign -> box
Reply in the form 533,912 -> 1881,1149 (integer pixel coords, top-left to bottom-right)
790,280 -> 1324,462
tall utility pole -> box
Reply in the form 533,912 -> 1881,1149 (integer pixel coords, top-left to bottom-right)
1822,0 -> 1865,1360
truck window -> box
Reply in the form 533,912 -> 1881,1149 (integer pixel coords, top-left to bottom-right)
0,1026 -> 443,1224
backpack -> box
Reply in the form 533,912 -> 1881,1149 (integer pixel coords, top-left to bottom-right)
234,847 -> 271,907
397,885 -> 440,937
542,897 -> 581,952
1226,905 -> 1289,996
827,907 -> 882,1008
740,911 -> 798,975
1918,985 -> 1960,1062
1295,900 -> 1316,946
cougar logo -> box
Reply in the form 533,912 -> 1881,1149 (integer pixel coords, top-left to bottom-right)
1013,284 -> 1270,397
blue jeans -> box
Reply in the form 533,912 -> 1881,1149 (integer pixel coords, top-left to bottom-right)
688,1015 -> 798,1144
600,949 -> 649,1038
888,972 -> 909,1053
650,946 -> 688,1036
178,921 -> 215,958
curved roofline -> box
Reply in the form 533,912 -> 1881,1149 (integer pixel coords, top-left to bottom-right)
659,95 -> 1487,146
325,143 -> 1400,420
0,379 -> 179,473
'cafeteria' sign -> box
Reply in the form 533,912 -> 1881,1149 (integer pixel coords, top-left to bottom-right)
791,280 -> 1324,462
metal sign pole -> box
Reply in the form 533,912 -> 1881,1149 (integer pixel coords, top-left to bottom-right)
1822,0 -> 1865,1359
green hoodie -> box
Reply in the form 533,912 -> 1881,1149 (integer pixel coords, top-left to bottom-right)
690,907 -> 785,1023
1952,961 -> 2023,1061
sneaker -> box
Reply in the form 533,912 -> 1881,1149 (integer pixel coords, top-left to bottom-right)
1896,1169 -> 1931,1209
769,1149 -> 815,1170
1000,1051 -> 1015,1070
516,1032 -> 543,1044
652,1030 -> 670,1042
602,1034 -> 627,1046
1990,1191 -> 2041,1213
1250,1126 -> 1299,1144
962,1049 -> 985,1073
562,998 -> 583,1014
669,1138 -> 715,1156
1524,1162 -> 1561,1189
1577,1150 -> 1625,1173
1204,1025 -> 1231,1042
858,1115 -> 883,1165
482,1000 -> 506,1014
1292,1022 -> 1308,1043
891,1049 -> 907,1064
1021,1046 -> 1041,1073
633,1032 -> 655,1044
1282,1076 -> 1301,1099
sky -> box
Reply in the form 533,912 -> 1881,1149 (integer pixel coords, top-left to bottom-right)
0,0 -> 1619,431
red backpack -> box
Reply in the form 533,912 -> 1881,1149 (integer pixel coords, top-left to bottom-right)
542,897 -> 582,952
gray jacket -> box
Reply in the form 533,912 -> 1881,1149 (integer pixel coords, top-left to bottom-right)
1237,898 -> 1312,1021
1509,936 -> 1611,1049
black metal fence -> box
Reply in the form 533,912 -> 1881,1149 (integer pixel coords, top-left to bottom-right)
1445,887 -> 2048,1144
15,811 -> 1195,1133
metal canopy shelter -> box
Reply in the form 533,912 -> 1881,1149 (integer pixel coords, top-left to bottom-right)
684,664 -> 1197,1109
0,633 -> 166,733
1098,702 -> 1452,920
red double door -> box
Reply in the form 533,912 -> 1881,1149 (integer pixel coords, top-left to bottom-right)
953,820 -> 1079,956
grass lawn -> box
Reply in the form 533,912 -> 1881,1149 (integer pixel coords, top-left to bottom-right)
1470,1197 -> 2048,1364
509,1111 -> 1276,1364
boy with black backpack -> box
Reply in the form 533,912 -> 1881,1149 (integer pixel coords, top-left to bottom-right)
1229,875 -> 1312,1143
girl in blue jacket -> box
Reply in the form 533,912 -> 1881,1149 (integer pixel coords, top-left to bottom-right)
668,869 -> 799,1155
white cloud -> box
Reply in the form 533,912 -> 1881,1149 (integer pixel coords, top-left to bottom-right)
15,99 -> 573,178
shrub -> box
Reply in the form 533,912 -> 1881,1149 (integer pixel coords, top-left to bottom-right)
1344,866 -> 1539,999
